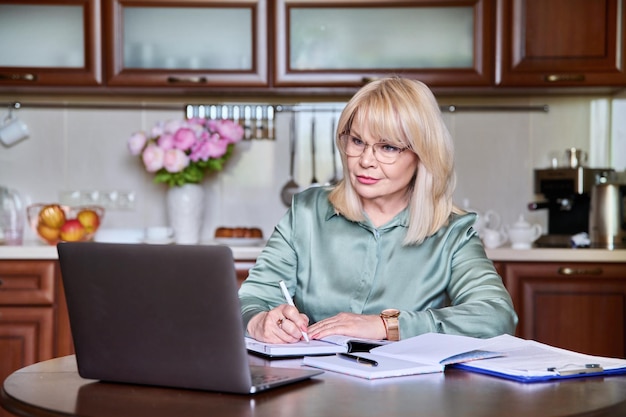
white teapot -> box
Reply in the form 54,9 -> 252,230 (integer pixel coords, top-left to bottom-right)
505,215 -> 542,249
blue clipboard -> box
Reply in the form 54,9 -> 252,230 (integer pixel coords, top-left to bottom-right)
452,363 -> 626,383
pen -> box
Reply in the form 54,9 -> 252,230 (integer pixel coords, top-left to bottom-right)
338,353 -> 379,367
546,364 -> 604,376
278,280 -> 310,343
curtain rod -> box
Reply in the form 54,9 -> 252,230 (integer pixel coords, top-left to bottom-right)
0,101 -> 549,113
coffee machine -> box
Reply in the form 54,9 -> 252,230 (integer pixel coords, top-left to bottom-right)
529,167 -> 614,247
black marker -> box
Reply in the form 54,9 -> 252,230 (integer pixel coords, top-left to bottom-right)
338,353 -> 378,367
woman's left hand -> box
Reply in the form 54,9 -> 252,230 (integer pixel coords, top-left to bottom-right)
307,312 -> 387,340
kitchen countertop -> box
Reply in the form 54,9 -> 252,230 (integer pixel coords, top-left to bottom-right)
0,240 -> 264,261
0,240 -> 625,262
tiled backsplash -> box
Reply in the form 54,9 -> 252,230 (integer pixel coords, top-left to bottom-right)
0,94 -> 622,243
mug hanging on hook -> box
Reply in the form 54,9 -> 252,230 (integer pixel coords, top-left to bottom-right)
0,103 -> 30,147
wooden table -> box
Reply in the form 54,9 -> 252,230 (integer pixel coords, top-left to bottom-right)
3,355 -> 626,417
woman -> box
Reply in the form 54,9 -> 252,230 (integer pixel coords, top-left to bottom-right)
239,76 -> 518,344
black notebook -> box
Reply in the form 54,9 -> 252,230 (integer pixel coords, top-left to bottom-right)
246,335 -> 390,357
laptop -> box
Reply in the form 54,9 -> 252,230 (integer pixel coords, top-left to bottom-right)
57,242 -> 323,394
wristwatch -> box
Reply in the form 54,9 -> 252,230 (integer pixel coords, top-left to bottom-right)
380,309 -> 400,341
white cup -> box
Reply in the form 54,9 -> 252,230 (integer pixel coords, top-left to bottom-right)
144,226 -> 174,243
0,115 -> 30,147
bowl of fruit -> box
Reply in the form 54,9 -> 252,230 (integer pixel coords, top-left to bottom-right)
27,203 -> 105,245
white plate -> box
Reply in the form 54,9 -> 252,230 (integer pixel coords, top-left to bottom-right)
213,237 -> 265,247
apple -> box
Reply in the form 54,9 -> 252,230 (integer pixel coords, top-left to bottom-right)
77,209 -> 100,234
38,204 -> 66,229
37,223 -> 61,243
59,219 -> 86,242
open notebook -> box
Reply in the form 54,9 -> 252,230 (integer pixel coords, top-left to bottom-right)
303,332 -> 626,381
302,333 -> 502,379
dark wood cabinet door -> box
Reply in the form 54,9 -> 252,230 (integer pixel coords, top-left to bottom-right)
235,261 -> 255,287
0,0 -> 101,87
0,307 -> 54,417
103,0 -> 268,89
0,261 -> 56,382
497,0 -> 626,87
503,262 -> 626,358
274,0 -> 495,88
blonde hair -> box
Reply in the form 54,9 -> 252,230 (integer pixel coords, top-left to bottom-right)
328,76 -> 461,245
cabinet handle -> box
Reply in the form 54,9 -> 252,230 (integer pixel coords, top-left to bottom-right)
0,73 -> 37,81
544,74 -> 585,82
167,76 -> 208,84
558,267 -> 603,276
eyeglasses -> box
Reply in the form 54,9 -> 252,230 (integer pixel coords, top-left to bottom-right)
339,134 -> 409,164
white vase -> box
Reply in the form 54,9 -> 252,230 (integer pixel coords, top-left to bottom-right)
166,183 -> 204,244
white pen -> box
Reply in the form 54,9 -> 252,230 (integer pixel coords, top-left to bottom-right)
278,280 -> 310,343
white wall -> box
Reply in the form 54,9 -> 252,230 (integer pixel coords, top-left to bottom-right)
0,93 -> 618,243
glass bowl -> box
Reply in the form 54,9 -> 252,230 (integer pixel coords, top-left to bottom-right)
27,204 -> 105,245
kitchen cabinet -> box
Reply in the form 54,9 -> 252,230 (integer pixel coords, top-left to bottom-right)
0,260 -> 73,417
501,261 -> 626,358
235,260 -> 254,287
2,0 -> 625,95
274,0 -> 495,88
0,0 -> 101,86
103,0 -> 268,88
496,0 -> 626,87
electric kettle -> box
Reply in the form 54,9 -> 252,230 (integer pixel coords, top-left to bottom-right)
589,182 -> 626,249
0,186 -> 25,245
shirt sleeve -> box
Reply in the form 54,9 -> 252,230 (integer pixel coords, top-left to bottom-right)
238,206 -> 298,330
398,223 -> 518,339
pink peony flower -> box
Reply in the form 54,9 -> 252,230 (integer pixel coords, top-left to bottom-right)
190,134 -> 228,161
172,127 -> 197,151
142,143 -> 165,172
150,122 -> 165,138
209,119 -> 244,144
128,132 -> 147,155
163,148 -> 190,173
157,133 -> 175,150
163,119 -> 185,135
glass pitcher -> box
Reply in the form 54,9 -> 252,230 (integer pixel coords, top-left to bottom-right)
0,186 -> 25,245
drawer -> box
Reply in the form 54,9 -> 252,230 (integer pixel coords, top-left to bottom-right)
0,261 -> 55,305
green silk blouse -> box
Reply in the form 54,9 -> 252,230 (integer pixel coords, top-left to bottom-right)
239,187 -> 518,339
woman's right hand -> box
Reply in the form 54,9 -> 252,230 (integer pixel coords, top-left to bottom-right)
246,304 -> 310,343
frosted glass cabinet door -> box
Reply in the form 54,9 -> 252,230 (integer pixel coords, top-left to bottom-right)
275,0 -> 494,87
105,0 -> 268,87
0,0 -> 101,86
